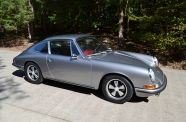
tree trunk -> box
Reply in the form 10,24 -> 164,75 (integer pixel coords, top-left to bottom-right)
118,9 -> 124,46
27,23 -> 32,40
124,0 -> 129,36
28,0 -> 34,40
118,0 -> 128,49
118,0 -> 125,49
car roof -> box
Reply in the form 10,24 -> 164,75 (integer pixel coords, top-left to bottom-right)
45,34 -> 94,41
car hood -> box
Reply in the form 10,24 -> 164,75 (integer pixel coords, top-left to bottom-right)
92,51 -> 155,68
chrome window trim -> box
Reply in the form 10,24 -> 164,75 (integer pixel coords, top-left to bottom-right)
73,39 -> 86,59
49,39 -> 71,57
48,39 -> 83,58
48,41 -> 51,54
70,40 -> 73,56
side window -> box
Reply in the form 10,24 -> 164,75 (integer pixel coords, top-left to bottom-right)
50,40 -> 71,56
71,42 -> 79,56
34,42 -> 48,53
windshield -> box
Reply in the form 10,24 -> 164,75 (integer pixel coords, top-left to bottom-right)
76,37 -> 109,56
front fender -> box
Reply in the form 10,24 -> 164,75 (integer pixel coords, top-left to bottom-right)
91,60 -> 150,89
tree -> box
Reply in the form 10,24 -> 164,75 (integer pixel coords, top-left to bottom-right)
0,0 -> 33,35
0,0 -> 185,60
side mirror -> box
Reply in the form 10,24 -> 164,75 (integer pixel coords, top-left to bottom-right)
71,54 -> 78,60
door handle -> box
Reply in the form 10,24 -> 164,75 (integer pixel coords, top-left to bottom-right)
48,58 -> 52,62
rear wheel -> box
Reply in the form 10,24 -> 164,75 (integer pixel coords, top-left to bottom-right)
25,62 -> 43,84
102,75 -> 133,104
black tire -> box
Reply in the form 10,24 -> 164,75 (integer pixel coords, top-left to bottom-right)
102,75 -> 133,104
24,62 -> 43,84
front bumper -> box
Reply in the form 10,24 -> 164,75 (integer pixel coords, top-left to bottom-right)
135,74 -> 167,97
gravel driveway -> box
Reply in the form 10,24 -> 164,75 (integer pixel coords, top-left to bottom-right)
0,50 -> 186,122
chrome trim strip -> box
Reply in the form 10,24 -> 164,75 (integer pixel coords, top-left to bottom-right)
48,41 -> 51,54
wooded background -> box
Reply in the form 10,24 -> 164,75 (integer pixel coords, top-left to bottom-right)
0,0 -> 186,61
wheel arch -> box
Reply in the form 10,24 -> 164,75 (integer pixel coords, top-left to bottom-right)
98,73 -> 135,91
24,60 -> 45,77
24,61 -> 39,69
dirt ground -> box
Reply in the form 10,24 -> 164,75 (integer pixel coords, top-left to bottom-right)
0,43 -> 33,52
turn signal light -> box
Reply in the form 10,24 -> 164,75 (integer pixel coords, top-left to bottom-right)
144,84 -> 158,89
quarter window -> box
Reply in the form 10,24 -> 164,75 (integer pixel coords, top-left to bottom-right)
34,42 -> 48,53
50,40 -> 71,56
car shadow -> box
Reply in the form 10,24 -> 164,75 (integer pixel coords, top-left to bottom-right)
43,79 -> 94,95
12,70 -> 25,78
92,90 -> 149,103
12,70 -> 149,103
129,95 -> 149,103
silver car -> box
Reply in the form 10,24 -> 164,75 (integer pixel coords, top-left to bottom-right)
13,34 -> 167,103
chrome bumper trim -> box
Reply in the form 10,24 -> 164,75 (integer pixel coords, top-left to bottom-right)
135,74 -> 167,97
12,63 -> 24,71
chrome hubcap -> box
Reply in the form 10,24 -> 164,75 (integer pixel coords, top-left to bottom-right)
27,65 -> 39,81
106,79 -> 127,100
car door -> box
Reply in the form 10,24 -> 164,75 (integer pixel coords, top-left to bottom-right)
47,39 -> 92,87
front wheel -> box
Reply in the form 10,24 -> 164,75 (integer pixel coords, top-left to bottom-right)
102,75 -> 134,104
25,62 -> 43,84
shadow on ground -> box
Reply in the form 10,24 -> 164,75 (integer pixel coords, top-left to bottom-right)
12,70 -> 149,104
0,58 -> 6,70
0,59 -> 28,109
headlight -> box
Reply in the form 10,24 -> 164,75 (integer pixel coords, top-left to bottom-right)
153,57 -> 159,66
148,68 -> 155,81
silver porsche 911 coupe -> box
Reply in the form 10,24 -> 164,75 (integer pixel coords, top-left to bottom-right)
13,34 -> 167,103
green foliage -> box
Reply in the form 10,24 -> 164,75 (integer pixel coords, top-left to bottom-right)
31,0 -> 118,33
48,14 -> 56,24
128,0 -> 186,60
0,0 -> 33,31
0,0 -> 185,60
